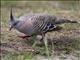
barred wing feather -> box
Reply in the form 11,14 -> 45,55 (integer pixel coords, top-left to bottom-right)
32,15 -> 57,33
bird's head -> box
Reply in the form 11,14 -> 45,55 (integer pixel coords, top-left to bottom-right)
9,8 -> 19,31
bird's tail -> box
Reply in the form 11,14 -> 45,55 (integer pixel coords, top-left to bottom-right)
55,19 -> 78,24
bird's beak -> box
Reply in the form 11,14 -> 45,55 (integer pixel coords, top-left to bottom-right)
9,25 -> 13,31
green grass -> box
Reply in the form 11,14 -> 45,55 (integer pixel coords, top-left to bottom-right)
2,53 -> 33,60
1,1 -> 80,60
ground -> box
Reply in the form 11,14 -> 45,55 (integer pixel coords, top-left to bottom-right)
1,1 -> 80,60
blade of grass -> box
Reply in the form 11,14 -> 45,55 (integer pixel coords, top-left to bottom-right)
43,35 -> 50,60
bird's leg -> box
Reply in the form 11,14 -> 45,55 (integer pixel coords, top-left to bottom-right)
18,34 -> 31,39
40,32 -> 45,42
18,35 -> 31,39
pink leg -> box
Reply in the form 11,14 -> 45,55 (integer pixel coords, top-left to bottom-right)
18,35 -> 31,39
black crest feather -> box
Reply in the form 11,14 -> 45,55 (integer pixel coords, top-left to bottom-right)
10,8 -> 14,21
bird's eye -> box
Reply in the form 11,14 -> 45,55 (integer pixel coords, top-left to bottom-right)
13,21 -> 19,26
13,22 -> 17,26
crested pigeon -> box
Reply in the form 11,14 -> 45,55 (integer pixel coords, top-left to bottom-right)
9,9 -> 78,39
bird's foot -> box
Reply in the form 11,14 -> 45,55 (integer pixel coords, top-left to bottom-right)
18,35 -> 31,39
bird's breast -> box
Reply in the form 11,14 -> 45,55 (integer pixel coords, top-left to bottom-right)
16,20 -> 34,36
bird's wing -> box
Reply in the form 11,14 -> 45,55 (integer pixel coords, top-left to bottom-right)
31,14 -> 57,33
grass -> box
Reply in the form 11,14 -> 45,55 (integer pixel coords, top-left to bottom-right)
1,1 -> 80,60
1,53 -> 33,60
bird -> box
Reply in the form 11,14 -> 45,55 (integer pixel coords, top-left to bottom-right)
9,9 -> 78,39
